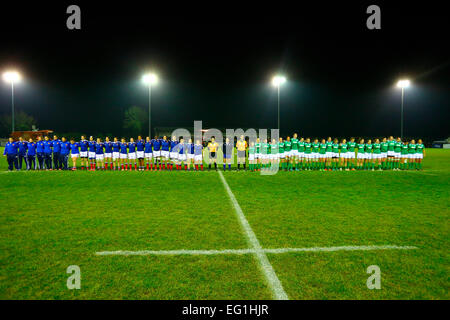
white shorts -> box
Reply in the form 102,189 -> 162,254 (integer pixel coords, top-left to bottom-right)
357,153 -> 365,159
145,153 -> 153,159
153,150 -> 161,157
80,151 -> 88,158
178,154 -> 186,161
161,150 -> 169,159
194,154 -> 202,162
381,152 -> 387,158
395,152 -> 401,158
373,153 -> 382,159
128,152 -> 136,160
255,153 -> 261,159
366,153 -> 373,160
120,153 -> 128,159
387,150 -> 395,157
71,153 -> 79,159
88,152 -> 96,159
409,153 -> 417,159
187,154 -> 194,159
279,153 -> 285,159
104,153 -> 112,159
339,152 -> 346,158
416,153 -> 423,159
95,154 -> 104,161
312,152 -> 319,159
347,152 -> 356,159
248,154 -> 255,161
270,154 -> 277,159
325,152 -> 332,158
113,152 -> 120,160
169,152 -> 178,159
136,151 -> 144,159
332,152 -> 339,158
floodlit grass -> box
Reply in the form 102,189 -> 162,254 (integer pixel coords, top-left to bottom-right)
0,148 -> 449,299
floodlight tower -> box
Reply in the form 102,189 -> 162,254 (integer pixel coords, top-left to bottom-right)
272,75 -> 286,132
2,71 -> 21,132
142,73 -> 158,138
396,79 -> 410,140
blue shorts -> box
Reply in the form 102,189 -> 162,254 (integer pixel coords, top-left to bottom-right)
223,153 -> 231,159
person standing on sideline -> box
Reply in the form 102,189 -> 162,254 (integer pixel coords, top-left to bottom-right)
60,137 -> 71,170
17,137 -> 28,170
236,135 -> 247,171
3,137 -> 19,171
43,136 -> 53,170
70,138 -> 80,170
27,138 -> 37,170
36,136 -> 45,170
79,136 -> 89,170
222,137 -> 233,171
207,137 -> 219,171
52,135 -> 61,170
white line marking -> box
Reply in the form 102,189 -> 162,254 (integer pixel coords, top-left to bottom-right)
96,245 -> 418,256
217,170 -> 289,300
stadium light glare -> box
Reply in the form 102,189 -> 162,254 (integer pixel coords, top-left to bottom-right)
2,71 -> 21,84
142,73 -> 158,85
396,79 -> 410,88
3,70 -> 22,133
272,75 -> 286,87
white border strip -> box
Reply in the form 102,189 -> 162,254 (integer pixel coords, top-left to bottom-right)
96,245 -> 418,256
217,171 -> 289,300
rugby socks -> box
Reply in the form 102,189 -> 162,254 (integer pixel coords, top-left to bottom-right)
223,164 -> 226,171
214,163 -> 217,170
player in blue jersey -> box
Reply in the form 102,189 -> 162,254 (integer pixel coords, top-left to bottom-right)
119,138 -> 128,170
60,137 -> 71,170
194,139 -> 203,171
222,137 -> 233,171
112,137 -> 120,171
186,138 -> 195,171
128,137 -> 137,171
160,136 -> 170,170
88,136 -> 97,170
95,138 -> 105,170
26,138 -> 37,170
17,137 -> 28,170
169,136 -> 179,171
152,136 -> 161,170
36,136 -> 45,170
52,135 -> 61,170
136,135 -> 145,171
144,136 -> 153,171
43,136 -> 53,170
104,137 -> 113,170
3,138 -> 19,171
70,139 -> 80,170
79,136 -> 89,170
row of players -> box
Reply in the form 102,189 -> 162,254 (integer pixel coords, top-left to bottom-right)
3,134 -> 425,171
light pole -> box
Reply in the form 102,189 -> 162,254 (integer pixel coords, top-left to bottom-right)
272,75 -> 286,133
3,71 -> 21,133
396,79 -> 410,140
142,73 -> 158,138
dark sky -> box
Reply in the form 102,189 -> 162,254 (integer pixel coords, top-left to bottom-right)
0,1 -> 449,140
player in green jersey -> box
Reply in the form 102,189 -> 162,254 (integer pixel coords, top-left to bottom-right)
415,139 -> 425,170
325,137 -> 333,170
261,139 -> 269,169
304,138 -> 312,170
291,133 -> 299,170
347,138 -> 356,170
339,139 -> 348,170
248,141 -> 256,171
284,136 -> 293,171
380,138 -> 389,170
255,138 -> 261,170
278,138 -> 286,170
387,136 -> 396,169
365,139 -> 374,170
298,137 -> 305,170
372,139 -> 382,170
319,139 -> 327,171
312,139 -> 320,170
270,138 -> 278,168
408,140 -> 417,170
331,138 -> 340,170
356,138 -> 365,170
393,137 -> 402,170
400,140 -> 409,170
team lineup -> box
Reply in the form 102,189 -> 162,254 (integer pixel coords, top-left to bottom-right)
3,133 -> 425,172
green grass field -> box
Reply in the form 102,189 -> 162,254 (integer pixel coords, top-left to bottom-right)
1,148 -> 449,299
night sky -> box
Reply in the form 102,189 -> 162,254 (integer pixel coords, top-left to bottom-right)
0,2 -> 449,141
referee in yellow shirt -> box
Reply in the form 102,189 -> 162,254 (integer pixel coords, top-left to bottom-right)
207,137 -> 219,171
236,135 -> 247,171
